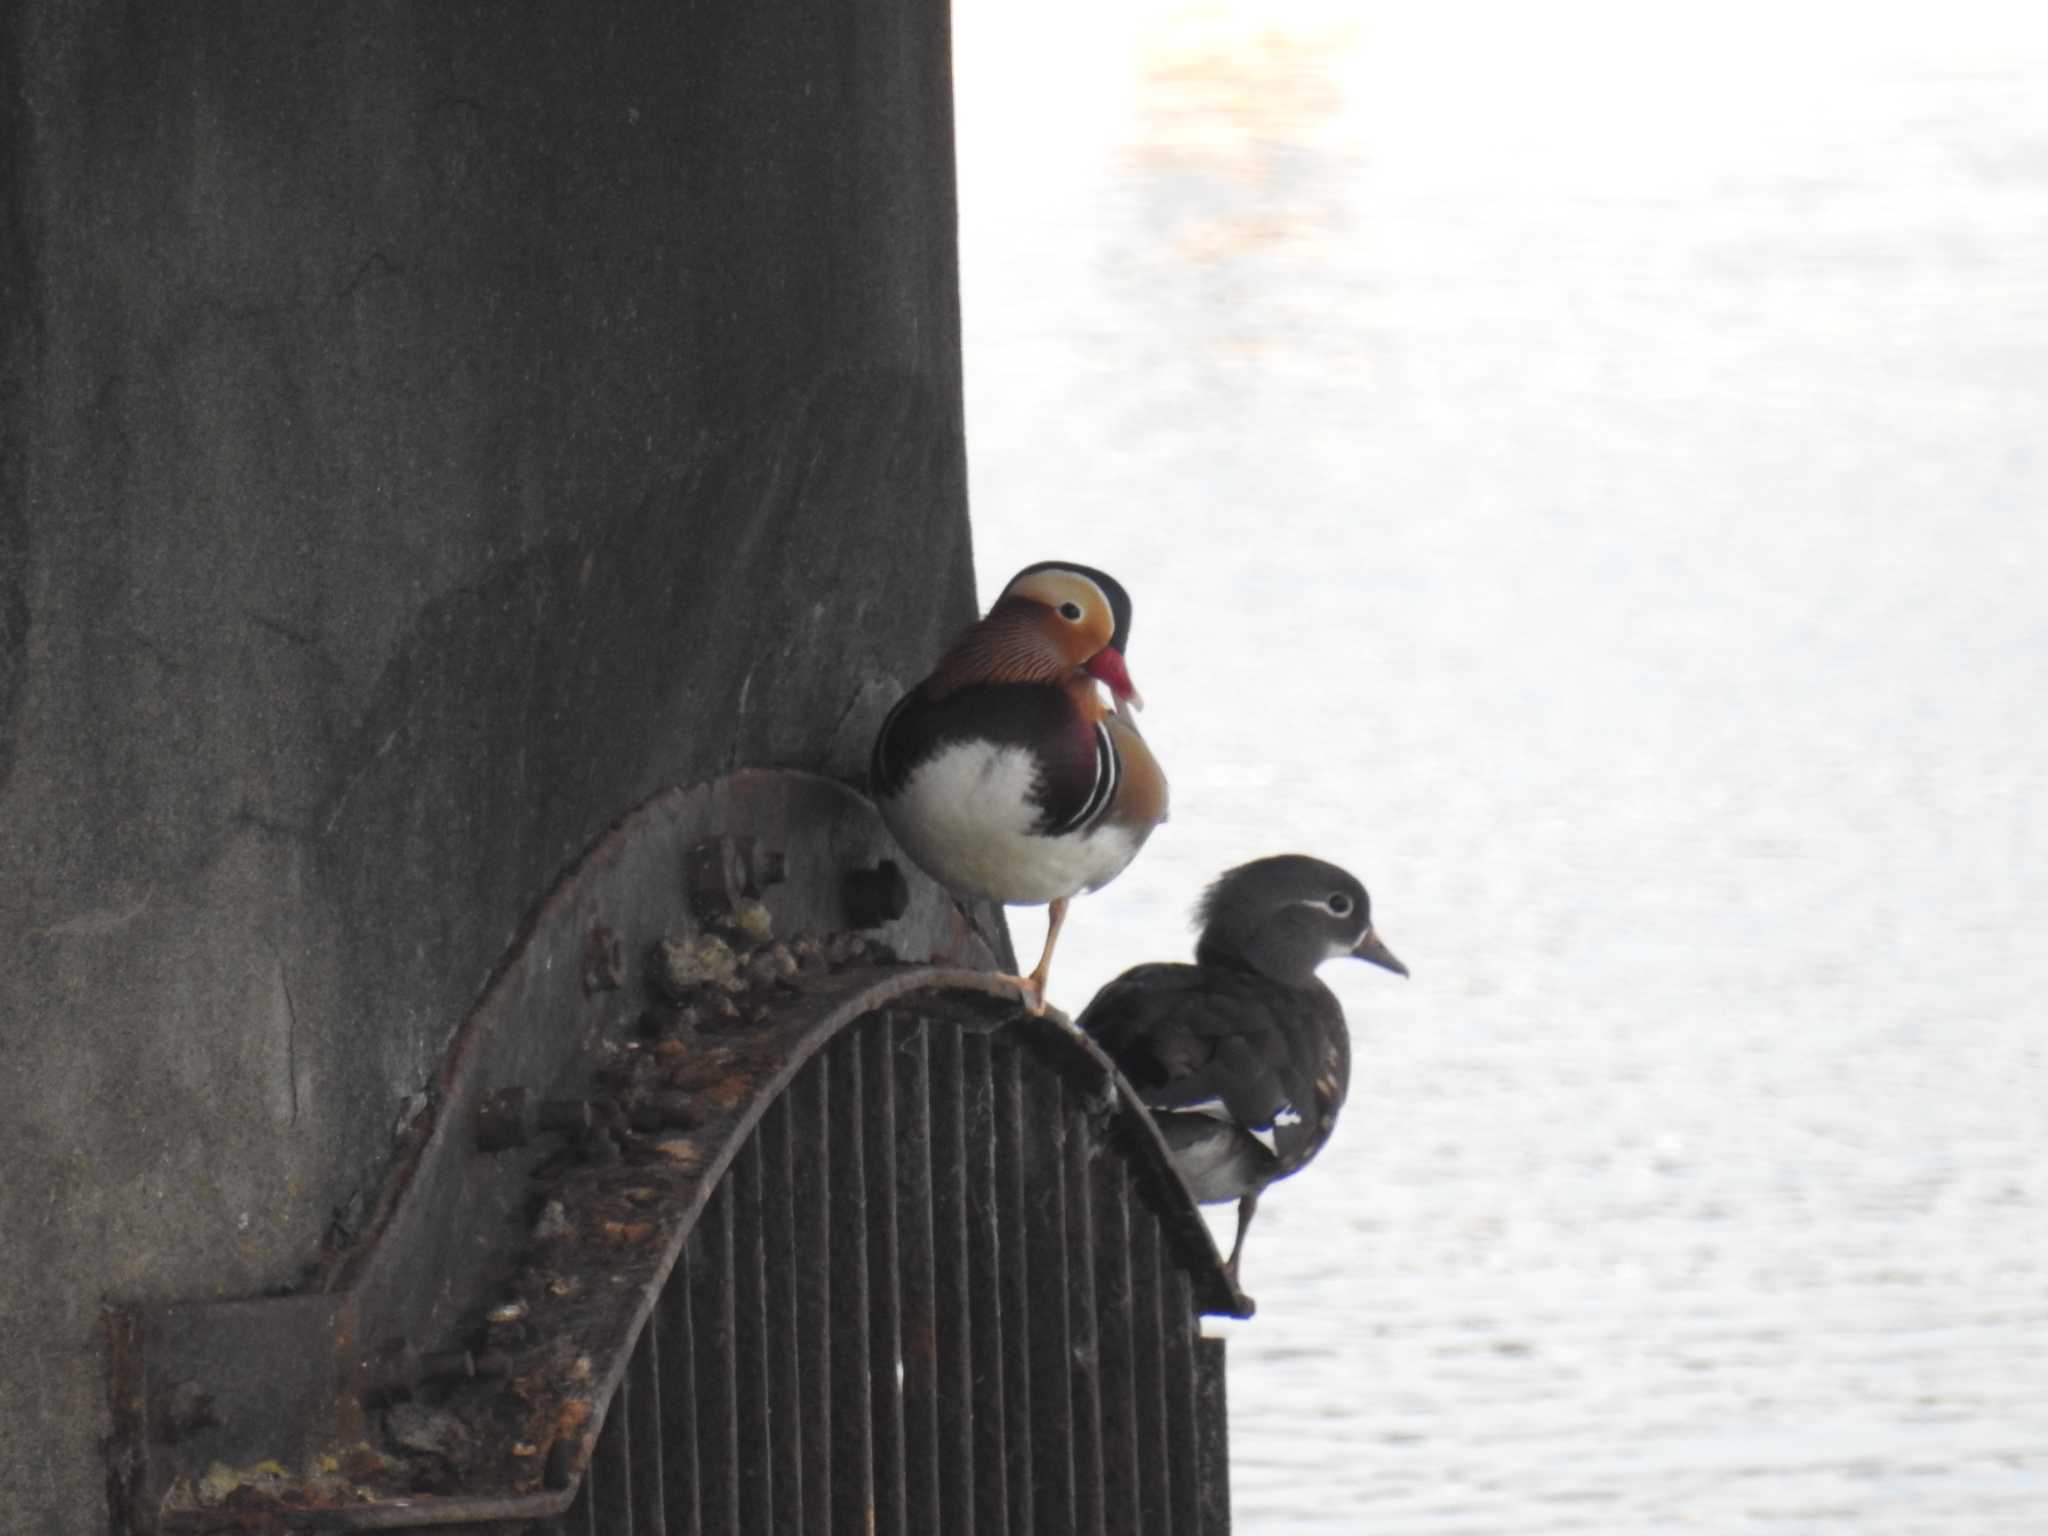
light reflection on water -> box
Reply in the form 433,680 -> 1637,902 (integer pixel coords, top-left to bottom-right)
955,1 -> 2048,1530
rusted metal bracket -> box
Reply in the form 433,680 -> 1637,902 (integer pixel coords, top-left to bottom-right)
105,770 -> 1248,1532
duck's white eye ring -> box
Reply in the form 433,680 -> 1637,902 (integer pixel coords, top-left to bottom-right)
1326,892 -> 1353,916
1058,601 -> 1084,622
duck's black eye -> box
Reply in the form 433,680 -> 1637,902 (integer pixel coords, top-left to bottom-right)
1058,601 -> 1084,622
1326,892 -> 1353,916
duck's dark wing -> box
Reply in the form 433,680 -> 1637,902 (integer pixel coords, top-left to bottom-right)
1078,963 -> 1340,1167
871,680 -> 1112,835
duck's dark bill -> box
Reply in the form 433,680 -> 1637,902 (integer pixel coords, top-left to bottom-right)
1353,929 -> 1409,977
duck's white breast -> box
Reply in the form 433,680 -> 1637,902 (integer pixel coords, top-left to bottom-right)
879,739 -> 1139,905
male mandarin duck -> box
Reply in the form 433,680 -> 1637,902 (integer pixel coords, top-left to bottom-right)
1077,855 -> 1406,1282
871,561 -> 1168,1010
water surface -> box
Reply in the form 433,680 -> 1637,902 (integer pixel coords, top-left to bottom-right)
954,3 -> 2048,1529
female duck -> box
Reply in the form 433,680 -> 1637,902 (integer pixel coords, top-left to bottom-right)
1079,855 -> 1406,1282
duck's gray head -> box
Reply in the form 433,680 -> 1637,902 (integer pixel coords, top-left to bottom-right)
1192,854 -> 1408,986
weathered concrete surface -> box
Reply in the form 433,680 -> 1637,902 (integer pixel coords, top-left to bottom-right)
0,4 -> 974,1528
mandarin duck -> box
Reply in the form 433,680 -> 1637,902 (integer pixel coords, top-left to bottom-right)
870,561 -> 1168,1010
1077,855 -> 1406,1282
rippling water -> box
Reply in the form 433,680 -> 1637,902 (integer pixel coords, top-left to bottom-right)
954,2 -> 2048,1529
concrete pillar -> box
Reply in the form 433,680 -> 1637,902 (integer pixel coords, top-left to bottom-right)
0,4 -> 975,1527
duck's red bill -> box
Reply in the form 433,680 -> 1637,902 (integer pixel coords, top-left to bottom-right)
1084,645 -> 1142,710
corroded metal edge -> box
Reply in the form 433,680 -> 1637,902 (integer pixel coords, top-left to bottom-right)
318,968 -> 1250,1531
328,770 -> 1000,1345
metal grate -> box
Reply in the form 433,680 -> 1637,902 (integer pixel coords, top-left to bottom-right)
553,1008 -> 1231,1536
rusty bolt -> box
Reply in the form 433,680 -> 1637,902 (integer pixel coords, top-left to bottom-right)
686,835 -> 787,919
842,859 -> 910,929
477,1087 -> 597,1152
476,1087 -> 534,1151
157,1380 -> 220,1443
468,1349 -> 513,1383
581,925 -> 625,995
585,1096 -> 628,1135
364,1343 -> 509,1403
686,835 -> 748,915
544,1436 -> 577,1491
627,1091 -> 698,1133
420,1348 -> 478,1385
537,1098 -> 602,1136
686,837 -> 732,914
363,1342 -> 437,1401
362,1345 -> 410,1401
